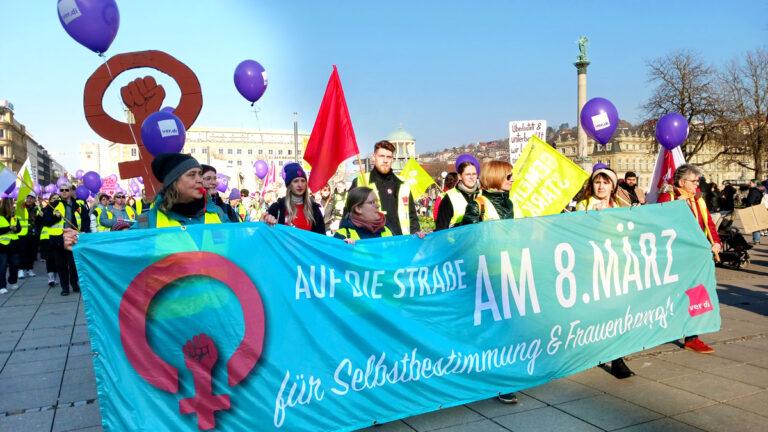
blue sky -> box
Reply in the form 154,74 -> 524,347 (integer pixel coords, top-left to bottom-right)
2,1 -> 767,171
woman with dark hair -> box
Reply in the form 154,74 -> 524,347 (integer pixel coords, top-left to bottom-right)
333,187 -> 393,243
462,160 -> 515,224
134,154 -> 228,228
262,163 -> 325,234
435,161 -> 480,231
0,198 -> 21,294
201,164 -> 239,222
575,167 -> 635,379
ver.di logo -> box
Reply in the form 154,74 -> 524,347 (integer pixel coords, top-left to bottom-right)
118,252 -> 266,430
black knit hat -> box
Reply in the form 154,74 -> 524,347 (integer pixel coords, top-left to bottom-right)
151,153 -> 201,189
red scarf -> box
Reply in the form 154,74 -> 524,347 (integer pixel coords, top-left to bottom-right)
350,212 -> 386,234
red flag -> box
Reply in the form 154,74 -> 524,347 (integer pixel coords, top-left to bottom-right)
304,66 -> 359,191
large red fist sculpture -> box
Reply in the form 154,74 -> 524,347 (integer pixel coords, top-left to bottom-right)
83,50 -> 203,199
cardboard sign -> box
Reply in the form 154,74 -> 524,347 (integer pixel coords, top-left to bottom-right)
732,204 -> 768,233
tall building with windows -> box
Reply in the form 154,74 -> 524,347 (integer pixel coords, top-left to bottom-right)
0,100 -> 66,184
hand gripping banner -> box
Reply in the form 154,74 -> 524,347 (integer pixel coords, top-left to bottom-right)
74,200 -> 720,431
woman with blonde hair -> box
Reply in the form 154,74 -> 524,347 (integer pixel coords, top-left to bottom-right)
461,160 -> 514,224
262,163 -> 325,234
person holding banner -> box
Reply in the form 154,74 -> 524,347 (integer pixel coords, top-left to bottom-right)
0,198 -> 21,294
333,187 -> 393,243
351,140 -> 421,236
132,154 -> 228,229
262,163 -> 325,234
575,168 -> 623,211
202,165 -> 240,223
462,161 -> 515,224
658,164 -> 719,354
574,168 -> 636,378
436,162 -> 480,230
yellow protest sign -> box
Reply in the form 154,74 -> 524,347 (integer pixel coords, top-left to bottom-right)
400,158 -> 436,199
509,136 -> 589,217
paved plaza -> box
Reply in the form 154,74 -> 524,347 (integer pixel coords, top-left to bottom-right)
1,243 -> 767,432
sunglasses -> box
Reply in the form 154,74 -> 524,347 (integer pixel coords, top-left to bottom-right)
59,188 -> 70,192
115,195 -> 125,198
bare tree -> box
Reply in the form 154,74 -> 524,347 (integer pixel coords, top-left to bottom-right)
719,48 -> 768,179
642,50 -> 724,161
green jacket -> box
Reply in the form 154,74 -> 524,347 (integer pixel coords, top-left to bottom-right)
461,190 -> 514,225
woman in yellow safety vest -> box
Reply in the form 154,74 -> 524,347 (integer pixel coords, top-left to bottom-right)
0,198 -> 21,294
333,187 -> 393,243
574,167 -> 636,379
461,160 -> 515,225
435,160 -> 481,230
133,153 -> 228,229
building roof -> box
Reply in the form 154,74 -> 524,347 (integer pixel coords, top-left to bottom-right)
386,127 -> 415,142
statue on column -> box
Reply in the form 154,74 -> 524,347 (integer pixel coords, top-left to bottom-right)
576,36 -> 589,63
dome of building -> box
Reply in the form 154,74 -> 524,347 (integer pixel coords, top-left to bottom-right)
386,127 -> 415,143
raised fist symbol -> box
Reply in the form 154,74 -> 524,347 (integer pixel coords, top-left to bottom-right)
121,76 -> 166,120
183,334 -> 218,371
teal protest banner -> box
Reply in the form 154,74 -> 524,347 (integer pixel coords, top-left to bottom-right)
74,200 -> 719,431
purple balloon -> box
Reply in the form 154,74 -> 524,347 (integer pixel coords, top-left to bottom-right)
75,169 -> 84,179
34,184 -> 43,195
75,185 -> 90,200
9,189 -> 18,199
82,171 -> 102,193
253,160 -> 269,179
160,106 -> 175,114
57,0 -> 120,54
140,111 -> 186,156
56,177 -> 69,187
234,60 -> 268,104
136,177 -> 144,185
580,97 -> 619,145
44,184 -> 55,194
455,153 -> 481,175
655,113 -> 689,150
216,181 -> 227,193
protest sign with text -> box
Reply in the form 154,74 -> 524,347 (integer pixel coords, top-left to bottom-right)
74,200 -> 719,431
509,120 -> 546,164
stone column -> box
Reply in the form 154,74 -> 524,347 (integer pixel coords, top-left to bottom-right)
575,60 -> 591,171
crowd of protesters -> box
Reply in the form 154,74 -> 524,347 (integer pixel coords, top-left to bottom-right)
18,139 -> 768,403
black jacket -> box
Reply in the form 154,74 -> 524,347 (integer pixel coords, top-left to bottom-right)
42,198 -> 89,233
746,187 -> 764,206
435,186 -> 480,231
461,190 -> 514,225
267,197 -> 325,235
350,169 -> 420,235
211,193 -> 240,222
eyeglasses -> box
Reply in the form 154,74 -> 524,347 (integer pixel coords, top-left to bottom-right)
364,199 -> 379,207
115,195 -> 125,199
59,188 -> 70,192
684,178 -> 700,184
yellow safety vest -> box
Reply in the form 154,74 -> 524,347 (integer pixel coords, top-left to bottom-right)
40,226 -> 50,240
0,216 -> 12,246
357,172 -> 412,235
474,195 -> 501,221
444,188 -> 481,227
17,207 -> 29,237
8,217 -> 19,241
155,211 -> 222,228
49,202 -> 67,236
95,207 -> 110,232
236,203 -> 247,221
335,225 -> 393,240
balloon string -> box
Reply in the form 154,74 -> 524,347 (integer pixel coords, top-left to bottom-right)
101,56 -> 141,155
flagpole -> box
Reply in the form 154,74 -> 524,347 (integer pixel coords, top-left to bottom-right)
10,171 -> 80,231
356,154 -> 367,186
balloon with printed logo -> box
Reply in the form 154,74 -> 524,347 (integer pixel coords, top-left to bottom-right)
234,60 -> 268,105
253,160 -> 269,179
57,0 -> 120,54
580,97 -> 619,145
75,185 -> 90,201
140,111 -> 186,156
455,153 -> 481,175
75,169 -> 84,179
655,113 -> 689,151
83,171 -> 102,193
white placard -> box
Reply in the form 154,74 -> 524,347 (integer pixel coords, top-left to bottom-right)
158,120 -> 179,138
508,120 -> 546,163
591,112 -> 610,131
58,0 -> 82,25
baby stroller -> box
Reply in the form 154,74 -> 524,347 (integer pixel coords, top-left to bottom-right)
716,216 -> 752,269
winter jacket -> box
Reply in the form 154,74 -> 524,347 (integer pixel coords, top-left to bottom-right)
461,190 -> 514,225
133,193 -> 229,229
350,169 -> 420,235
267,197 -> 325,235
333,217 -> 393,240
